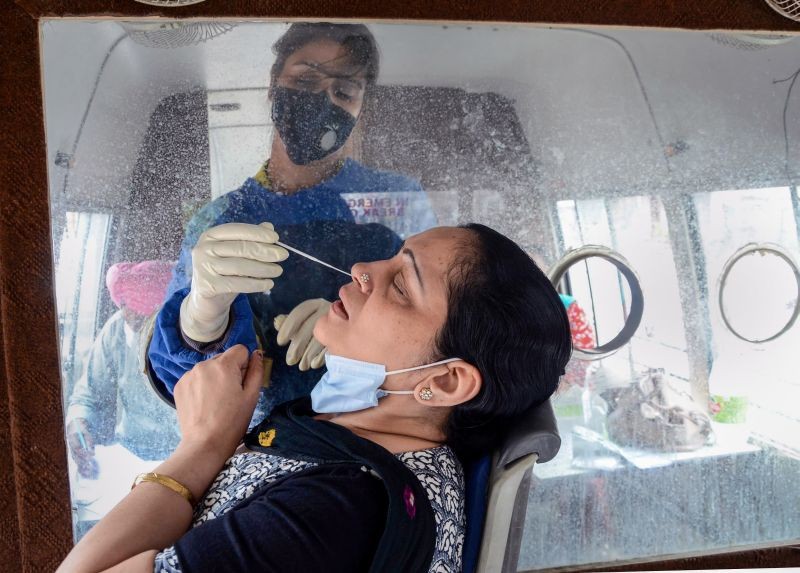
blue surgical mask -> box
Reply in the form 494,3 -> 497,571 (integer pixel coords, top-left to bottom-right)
310,353 -> 461,414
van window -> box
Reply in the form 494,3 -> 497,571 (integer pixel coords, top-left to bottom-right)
41,19 -> 800,567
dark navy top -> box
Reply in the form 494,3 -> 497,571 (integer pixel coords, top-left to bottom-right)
153,445 -> 465,573
158,462 -> 388,573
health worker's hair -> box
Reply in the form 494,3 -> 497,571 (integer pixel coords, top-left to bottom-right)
270,23 -> 380,90
436,223 -> 572,460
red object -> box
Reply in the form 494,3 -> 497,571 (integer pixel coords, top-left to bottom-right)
561,301 -> 596,390
106,261 -> 174,316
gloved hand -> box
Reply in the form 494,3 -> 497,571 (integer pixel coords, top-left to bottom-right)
66,418 -> 99,479
181,222 -> 288,343
274,298 -> 331,371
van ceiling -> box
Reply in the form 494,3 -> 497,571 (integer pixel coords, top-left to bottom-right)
41,21 -> 800,210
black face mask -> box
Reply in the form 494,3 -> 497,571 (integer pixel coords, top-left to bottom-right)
271,86 -> 357,166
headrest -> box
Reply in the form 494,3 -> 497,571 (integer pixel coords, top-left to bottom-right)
495,399 -> 560,468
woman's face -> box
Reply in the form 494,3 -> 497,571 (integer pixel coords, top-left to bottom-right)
275,38 -> 367,118
314,227 -> 472,371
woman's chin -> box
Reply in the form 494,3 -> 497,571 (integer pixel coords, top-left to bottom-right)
313,314 -> 334,346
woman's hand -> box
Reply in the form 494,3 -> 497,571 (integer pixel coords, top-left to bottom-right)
181,222 -> 289,342
58,348 -> 262,573
274,298 -> 330,371
173,345 -> 264,457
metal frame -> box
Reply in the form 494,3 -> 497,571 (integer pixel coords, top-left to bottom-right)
547,245 -> 645,361
661,192 -> 714,406
477,452 -> 539,573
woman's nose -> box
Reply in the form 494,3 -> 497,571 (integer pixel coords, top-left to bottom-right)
351,262 -> 372,293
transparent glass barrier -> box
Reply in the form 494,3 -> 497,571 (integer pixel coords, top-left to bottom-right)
41,19 -> 800,568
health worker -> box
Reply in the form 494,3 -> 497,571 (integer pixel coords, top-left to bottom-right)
148,23 -> 436,419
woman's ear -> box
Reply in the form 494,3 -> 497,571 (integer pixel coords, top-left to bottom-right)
416,361 -> 482,407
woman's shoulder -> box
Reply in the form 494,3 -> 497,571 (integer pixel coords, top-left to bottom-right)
335,158 -> 424,194
395,445 -> 465,519
396,445 -> 464,480
397,446 -> 465,573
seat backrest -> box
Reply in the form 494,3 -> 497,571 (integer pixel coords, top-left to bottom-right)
462,399 -> 561,573
496,398 -> 561,468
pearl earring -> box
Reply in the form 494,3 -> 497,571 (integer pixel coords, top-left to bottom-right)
360,273 -> 370,283
419,388 -> 434,401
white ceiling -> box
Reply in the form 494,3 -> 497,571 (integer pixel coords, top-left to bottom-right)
40,20 -> 800,209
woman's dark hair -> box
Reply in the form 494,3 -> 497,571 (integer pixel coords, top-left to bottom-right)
436,224 -> 572,460
270,23 -> 380,89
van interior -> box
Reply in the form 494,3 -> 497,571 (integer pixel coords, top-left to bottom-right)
41,20 -> 800,571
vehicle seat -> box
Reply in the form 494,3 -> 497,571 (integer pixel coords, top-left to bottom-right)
462,398 -> 561,573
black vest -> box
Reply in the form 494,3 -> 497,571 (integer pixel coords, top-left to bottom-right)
243,398 -> 436,573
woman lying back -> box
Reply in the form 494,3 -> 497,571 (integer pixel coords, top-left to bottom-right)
59,224 -> 572,573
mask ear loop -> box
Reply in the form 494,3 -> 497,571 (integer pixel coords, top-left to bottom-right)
379,388 -> 434,400
384,357 -> 462,377
378,358 -> 463,398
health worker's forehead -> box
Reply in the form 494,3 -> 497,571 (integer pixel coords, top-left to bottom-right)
284,39 -> 368,86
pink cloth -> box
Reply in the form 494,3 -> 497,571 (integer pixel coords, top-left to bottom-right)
106,261 -> 174,316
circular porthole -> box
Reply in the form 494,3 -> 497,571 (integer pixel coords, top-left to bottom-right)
548,245 -> 645,360
717,243 -> 800,344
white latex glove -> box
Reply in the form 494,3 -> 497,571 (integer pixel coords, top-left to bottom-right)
274,298 -> 331,371
181,222 -> 288,343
